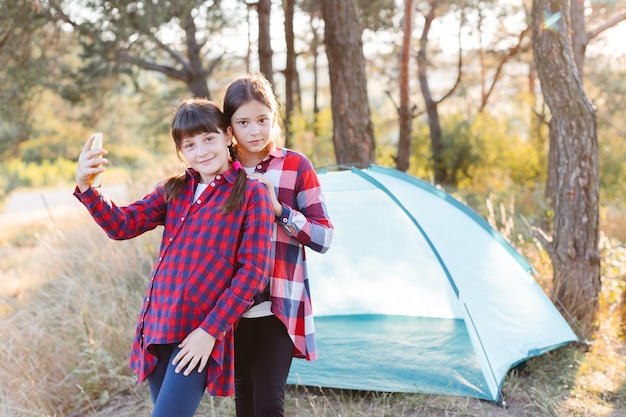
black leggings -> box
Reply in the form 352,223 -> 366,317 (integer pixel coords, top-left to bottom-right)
234,315 -> 295,417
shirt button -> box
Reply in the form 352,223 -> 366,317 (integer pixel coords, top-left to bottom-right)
216,175 -> 221,180
180,216 -> 185,221
169,237 -> 173,242
282,218 -> 288,223
210,182 -> 215,187
257,164 -> 262,169
197,199 -> 202,204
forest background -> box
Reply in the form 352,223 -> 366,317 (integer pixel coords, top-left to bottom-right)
1,0 -> 626,416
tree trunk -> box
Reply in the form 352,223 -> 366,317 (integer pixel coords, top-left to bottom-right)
246,3 -> 253,73
321,0 -> 375,166
257,0 -> 273,84
569,0 -> 586,79
283,0 -> 297,148
417,4 -> 445,184
528,62 -> 552,232
396,0 -> 414,173
310,13 -> 320,136
532,0 -> 600,338
545,120 -> 558,209
182,11 -> 210,99
188,76 -> 210,99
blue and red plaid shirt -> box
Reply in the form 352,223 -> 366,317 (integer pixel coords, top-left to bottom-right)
74,167 -> 273,396
251,146 -> 333,360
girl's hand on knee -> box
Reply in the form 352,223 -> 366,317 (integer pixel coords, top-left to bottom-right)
76,134 -> 108,192
173,328 -> 216,376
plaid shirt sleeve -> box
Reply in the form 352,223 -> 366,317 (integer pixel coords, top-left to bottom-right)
275,153 -> 333,254
73,185 -> 166,239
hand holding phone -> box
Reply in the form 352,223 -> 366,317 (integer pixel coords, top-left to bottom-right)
90,133 -> 104,188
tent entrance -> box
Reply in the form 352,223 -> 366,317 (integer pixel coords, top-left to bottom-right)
287,314 -> 492,400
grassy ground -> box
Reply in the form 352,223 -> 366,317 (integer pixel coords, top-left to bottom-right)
0,201 -> 625,417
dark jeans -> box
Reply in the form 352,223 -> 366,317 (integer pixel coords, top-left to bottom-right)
147,343 -> 208,417
234,315 -> 295,417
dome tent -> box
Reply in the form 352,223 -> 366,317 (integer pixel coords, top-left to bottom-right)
287,165 -> 578,404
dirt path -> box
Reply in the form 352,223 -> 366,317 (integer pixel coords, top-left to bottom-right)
0,184 -> 127,225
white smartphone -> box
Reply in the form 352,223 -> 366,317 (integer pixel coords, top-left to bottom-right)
90,132 -> 104,188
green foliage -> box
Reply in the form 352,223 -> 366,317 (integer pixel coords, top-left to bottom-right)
356,0 -> 397,32
20,83 -> 172,162
583,51 -> 626,203
440,115 -> 479,187
0,158 -> 76,191
403,122 -> 436,180
289,108 -> 336,169
0,78 -> 176,203
399,111 -> 551,236
21,136 -> 81,165
0,1 -> 64,158
599,137 -> 626,202
593,82 -> 626,203
46,0 -> 241,100
298,0 -> 396,32
585,52 -> 626,205
470,112 -> 545,190
408,112 -> 545,196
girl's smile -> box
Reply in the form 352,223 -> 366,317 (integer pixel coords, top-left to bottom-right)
180,130 -> 232,183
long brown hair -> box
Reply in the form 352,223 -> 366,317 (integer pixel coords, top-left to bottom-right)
164,98 -> 247,213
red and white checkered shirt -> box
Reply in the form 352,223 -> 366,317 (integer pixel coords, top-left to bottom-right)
251,147 -> 334,361
74,167 -> 273,396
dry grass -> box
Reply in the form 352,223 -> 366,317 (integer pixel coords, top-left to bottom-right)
0,209 -> 156,416
1,201 -> 625,417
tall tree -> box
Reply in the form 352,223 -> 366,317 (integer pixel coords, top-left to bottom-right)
297,1 -> 323,135
321,0 -> 375,166
283,0 -> 299,148
257,0 -> 274,84
245,2 -> 254,73
299,0 -> 393,143
546,1 -> 626,200
396,0 -> 415,172
47,0 -> 234,99
532,0 -> 600,337
309,12 -> 322,136
416,0 -> 462,185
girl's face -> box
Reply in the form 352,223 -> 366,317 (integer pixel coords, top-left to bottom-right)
179,129 -> 232,184
229,99 -> 274,164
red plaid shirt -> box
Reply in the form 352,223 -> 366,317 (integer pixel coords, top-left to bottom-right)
252,147 -> 333,360
74,167 -> 273,396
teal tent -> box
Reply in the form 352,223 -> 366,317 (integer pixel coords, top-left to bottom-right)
287,165 -> 578,404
